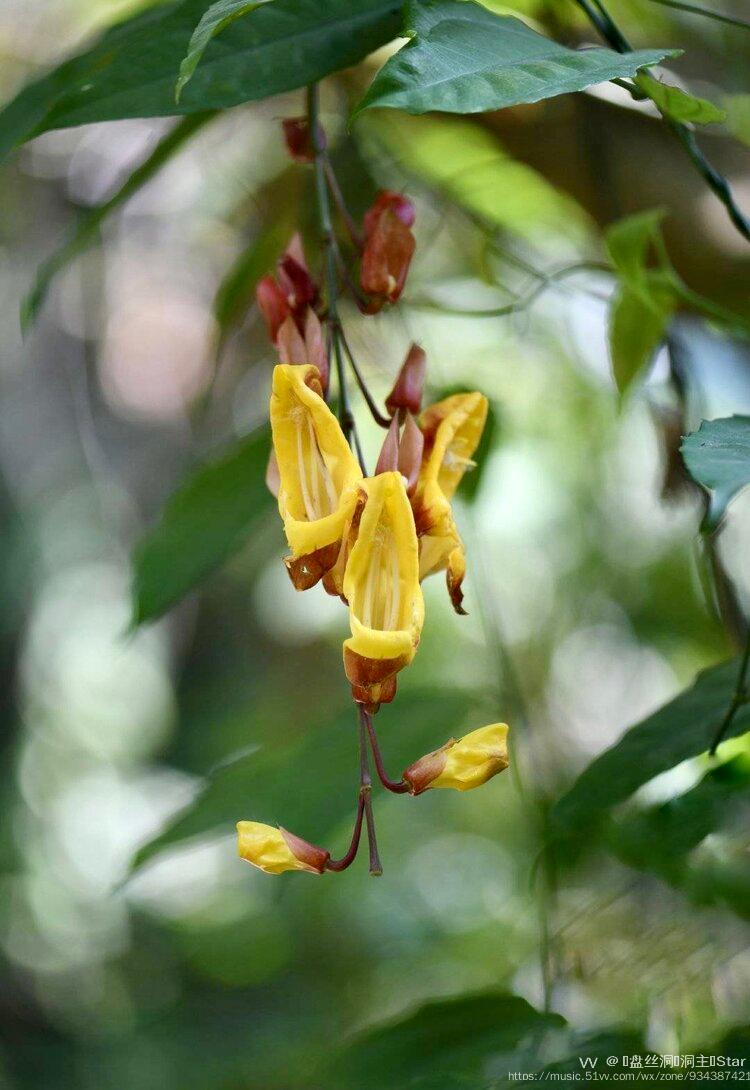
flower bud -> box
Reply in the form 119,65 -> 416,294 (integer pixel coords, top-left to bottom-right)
303,308 -> 329,391
363,190 -> 415,236
276,314 -> 307,364
402,723 -> 509,795
398,412 -> 424,496
385,344 -> 427,416
278,252 -> 317,312
237,821 -> 329,875
375,415 -> 400,475
282,116 -> 322,163
360,192 -> 416,310
256,275 -> 290,341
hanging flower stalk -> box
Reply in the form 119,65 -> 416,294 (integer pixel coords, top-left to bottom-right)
238,85 -> 508,878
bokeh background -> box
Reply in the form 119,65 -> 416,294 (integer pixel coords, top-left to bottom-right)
1,1 -> 750,1086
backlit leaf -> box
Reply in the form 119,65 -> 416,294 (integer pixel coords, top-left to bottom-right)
637,73 -> 727,126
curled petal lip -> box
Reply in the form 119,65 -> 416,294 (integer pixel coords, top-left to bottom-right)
270,364 -> 362,589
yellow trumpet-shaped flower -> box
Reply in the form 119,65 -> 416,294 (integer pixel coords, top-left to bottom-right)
343,471 -> 424,709
412,392 -> 488,613
270,364 -> 363,590
237,821 -> 329,875
402,723 -> 509,795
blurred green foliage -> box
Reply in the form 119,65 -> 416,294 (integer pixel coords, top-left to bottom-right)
0,0 -> 750,1086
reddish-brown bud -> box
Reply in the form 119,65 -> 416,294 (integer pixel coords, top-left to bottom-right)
398,412 -> 424,495
303,308 -> 329,392
375,415 -> 400,475
256,275 -> 290,341
276,314 -> 307,364
278,255 -> 318,313
282,117 -> 323,163
360,192 -> 416,311
385,344 -> 427,416
364,190 -> 415,237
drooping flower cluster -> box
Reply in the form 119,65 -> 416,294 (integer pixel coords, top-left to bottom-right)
269,351 -> 488,709
237,111 -> 510,877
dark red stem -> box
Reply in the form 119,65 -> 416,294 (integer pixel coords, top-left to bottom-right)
325,795 -> 365,871
362,706 -> 409,794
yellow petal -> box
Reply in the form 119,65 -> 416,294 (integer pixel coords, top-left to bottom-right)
419,392 -> 488,504
411,393 -> 486,604
431,723 -> 509,791
343,471 -> 424,707
270,364 -> 362,587
403,723 -> 509,795
236,821 -> 328,875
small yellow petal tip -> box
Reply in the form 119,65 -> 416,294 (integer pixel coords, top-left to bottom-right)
403,723 -> 510,795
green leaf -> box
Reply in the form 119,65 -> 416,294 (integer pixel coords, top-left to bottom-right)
176,1 -> 266,102
636,72 -> 726,126
0,0 -> 403,159
131,425 -> 272,626
605,212 -> 750,372
681,416 -> 750,530
214,216 -> 294,335
608,279 -> 672,394
353,0 -> 677,119
130,688 -> 469,871
610,756 -> 750,880
325,992 -> 564,1089
605,209 -> 666,284
22,112 -> 215,332
360,111 -> 592,243
724,93 -> 750,148
550,656 -> 750,838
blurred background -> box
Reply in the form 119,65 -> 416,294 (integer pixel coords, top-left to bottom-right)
1,0 -> 750,1086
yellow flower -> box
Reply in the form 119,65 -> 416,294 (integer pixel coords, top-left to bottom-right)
343,471 -> 424,709
402,723 -> 509,795
270,364 -> 363,590
236,821 -> 329,875
412,392 -> 488,613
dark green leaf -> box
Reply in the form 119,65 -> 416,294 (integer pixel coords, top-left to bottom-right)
636,72 -> 727,125
353,0 -> 677,119
130,688 -> 470,870
0,0 -> 403,159
550,657 -> 750,838
325,992 -> 564,1090
610,756 -> 750,878
608,280 -> 672,394
22,112 -> 215,332
538,1029 -> 647,1079
176,1 -> 264,102
214,216 -> 293,335
131,425 -> 272,626
681,416 -> 750,530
